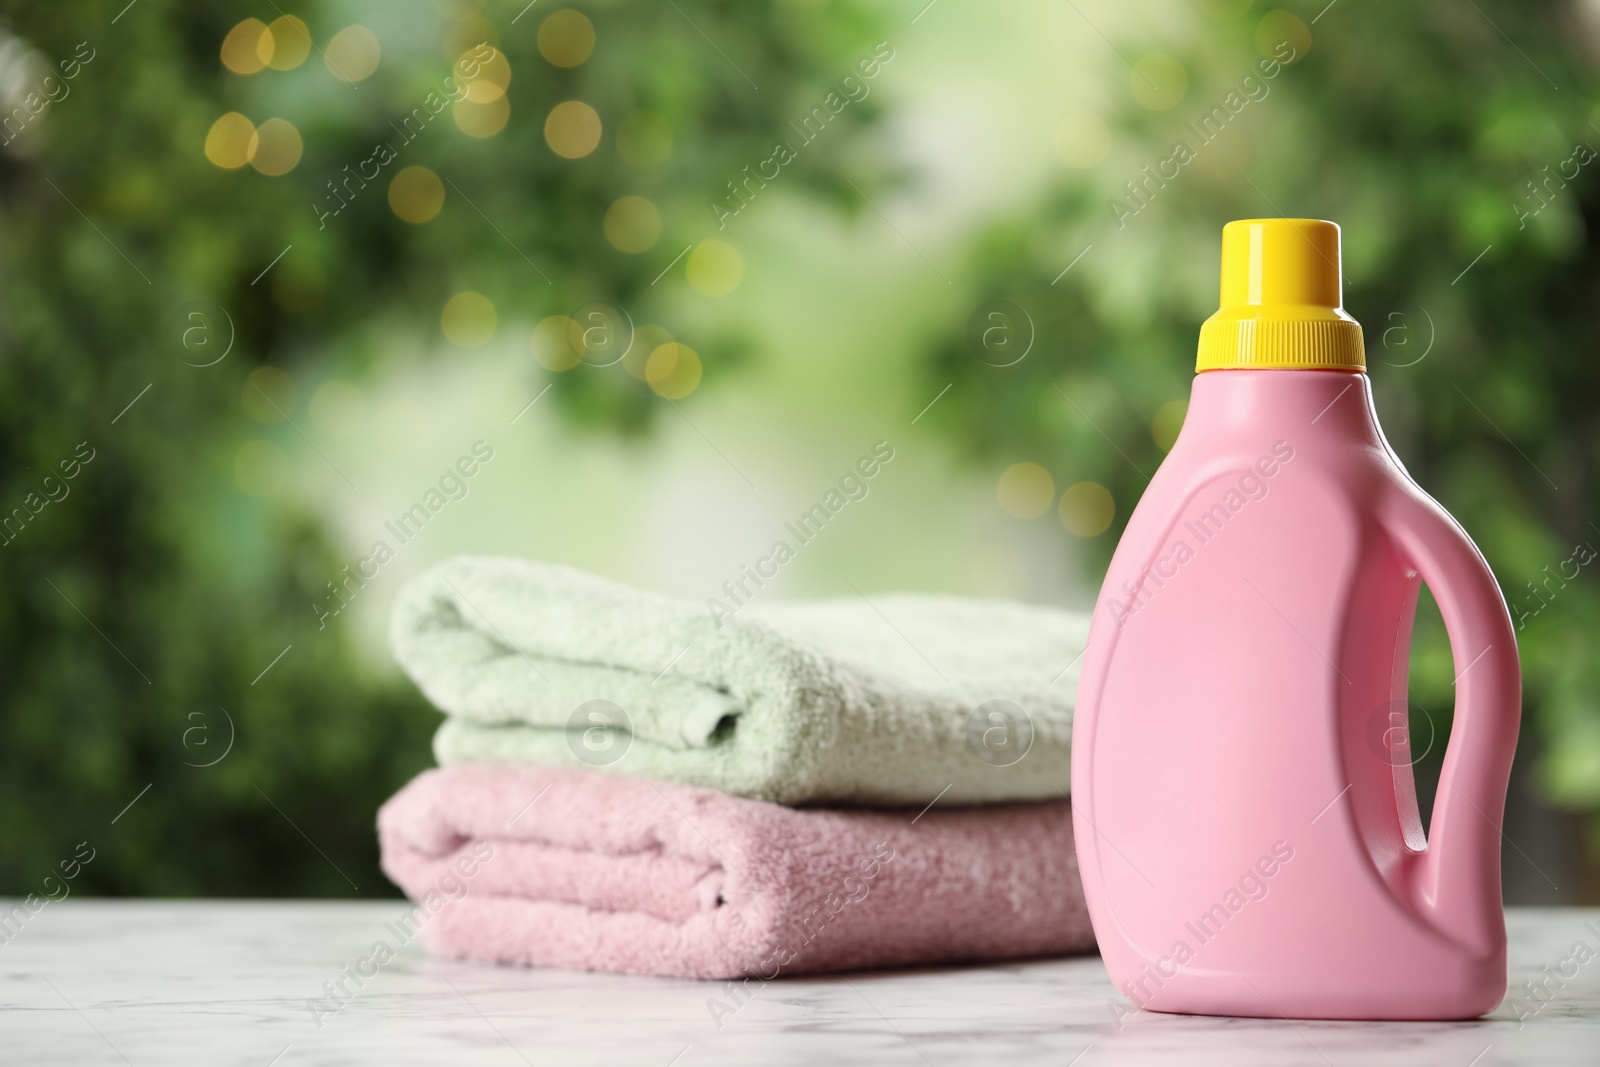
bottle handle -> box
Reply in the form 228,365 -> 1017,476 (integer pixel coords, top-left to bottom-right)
1379,486 -> 1521,955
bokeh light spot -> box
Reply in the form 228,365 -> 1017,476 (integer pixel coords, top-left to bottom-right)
538,10 -> 596,67
248,118 -> 302,176
646,343 -> 702,399
204,112 -> 257,169
604,196 -> 661,253
625,325 -> 673,380
263,16 -> 312,71
567,304 -> 634,366
545,100 -> 602,158
221,19 -> 271,74
461,46 -> 510,101
454,95 -> 510,138
532,315 -> 583,371
388,166 -> 445,223
464,77 -> 505,103
325,25 -> 381,83
997,462 -> 1055,519
236,440 -> 290,496
686,239 -> 742,296
1060,481 -> 1116,537
1055,112 -> 1110,169
1256,10 -> 1311,61
442,291 -> 497,348
1131,53 -> 1188,111
309,381 -> 367,439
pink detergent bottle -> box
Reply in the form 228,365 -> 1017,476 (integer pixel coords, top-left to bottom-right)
1071,218 -> 1522,1021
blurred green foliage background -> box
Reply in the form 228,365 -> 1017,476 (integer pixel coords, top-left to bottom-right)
0,0 -> 1595,902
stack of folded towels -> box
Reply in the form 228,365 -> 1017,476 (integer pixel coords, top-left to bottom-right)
378,556 -> 1097,979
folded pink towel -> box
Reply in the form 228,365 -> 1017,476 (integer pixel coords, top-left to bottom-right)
378,765 -> 1095,979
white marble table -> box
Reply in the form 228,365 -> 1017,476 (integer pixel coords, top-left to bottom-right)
1,902 -> 1595,1065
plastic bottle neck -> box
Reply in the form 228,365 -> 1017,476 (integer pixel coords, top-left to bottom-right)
1189,369 -> 1381,444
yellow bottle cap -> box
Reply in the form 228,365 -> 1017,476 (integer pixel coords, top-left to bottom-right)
1196,218 -> 1365,372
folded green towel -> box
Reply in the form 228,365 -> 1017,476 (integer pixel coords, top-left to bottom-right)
391,557 -> 1088,806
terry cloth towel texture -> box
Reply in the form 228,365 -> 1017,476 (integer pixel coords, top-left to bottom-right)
391,556 -> 1090,806
378,764 -> 1095,979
